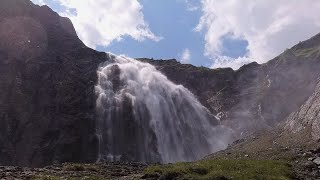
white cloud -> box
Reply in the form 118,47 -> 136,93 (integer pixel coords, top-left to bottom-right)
31,0 -> 45,6
184,0 -> 199,12
210,56 -> 253,70
33,0 -> 162,48
196,0 -> 320,69
180,48 -> 191,64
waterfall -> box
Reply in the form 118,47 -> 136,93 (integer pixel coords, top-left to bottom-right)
95,55 -> 232,163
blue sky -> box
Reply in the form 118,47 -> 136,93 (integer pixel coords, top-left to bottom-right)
31,0 -> 320,69
105,0 -> 211,67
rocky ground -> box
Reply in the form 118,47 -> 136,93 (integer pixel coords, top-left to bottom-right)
0,162 -> 147,180
0,128 -> 319,180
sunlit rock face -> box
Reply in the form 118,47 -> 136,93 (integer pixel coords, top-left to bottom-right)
285,81 -> 320,141
95,55 -> 232,163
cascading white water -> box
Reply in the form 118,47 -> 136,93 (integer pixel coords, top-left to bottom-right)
95,55 -> 232,163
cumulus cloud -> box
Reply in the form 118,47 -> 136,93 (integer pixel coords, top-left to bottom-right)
33,0 -> 162,48
180,48 -> 191,64
196,0 -> 320,69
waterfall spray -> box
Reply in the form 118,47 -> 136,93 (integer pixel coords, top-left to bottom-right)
95,55 -> 232,163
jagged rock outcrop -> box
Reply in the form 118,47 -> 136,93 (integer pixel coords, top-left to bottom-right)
285,80 -> 320,141
0,0 -> 110,167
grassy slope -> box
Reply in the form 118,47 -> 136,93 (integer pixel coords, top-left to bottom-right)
144,159 -> 292,180
143,127 -> 320,180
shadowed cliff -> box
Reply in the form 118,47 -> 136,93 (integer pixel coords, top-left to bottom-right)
0,0 -> 110,167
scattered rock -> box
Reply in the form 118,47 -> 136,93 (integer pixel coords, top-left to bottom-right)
313,157 -> 320,165
0,162 -> 147,179
280,147 -> 289,151
303,161 -> 317,169
306,152 -> 313,156
311,148 -> 320,154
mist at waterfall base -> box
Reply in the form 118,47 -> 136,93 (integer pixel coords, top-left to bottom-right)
95,55 -> 233,163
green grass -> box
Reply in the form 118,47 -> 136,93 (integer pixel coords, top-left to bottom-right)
144,159 -> 293,180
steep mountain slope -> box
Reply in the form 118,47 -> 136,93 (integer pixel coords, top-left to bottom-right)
1,0 -> 320,168
140,36 -> 320,136
204,80 -> 320,179
0,0 -> 110,167
285,80 -> 320,142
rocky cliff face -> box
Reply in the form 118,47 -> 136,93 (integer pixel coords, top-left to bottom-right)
140,36 -> 320,136
285,80 -> 320,141
1,0 -> 320,167
0,0 -> 111,167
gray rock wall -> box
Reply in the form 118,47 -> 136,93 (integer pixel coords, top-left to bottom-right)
0,0 -> 109,167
